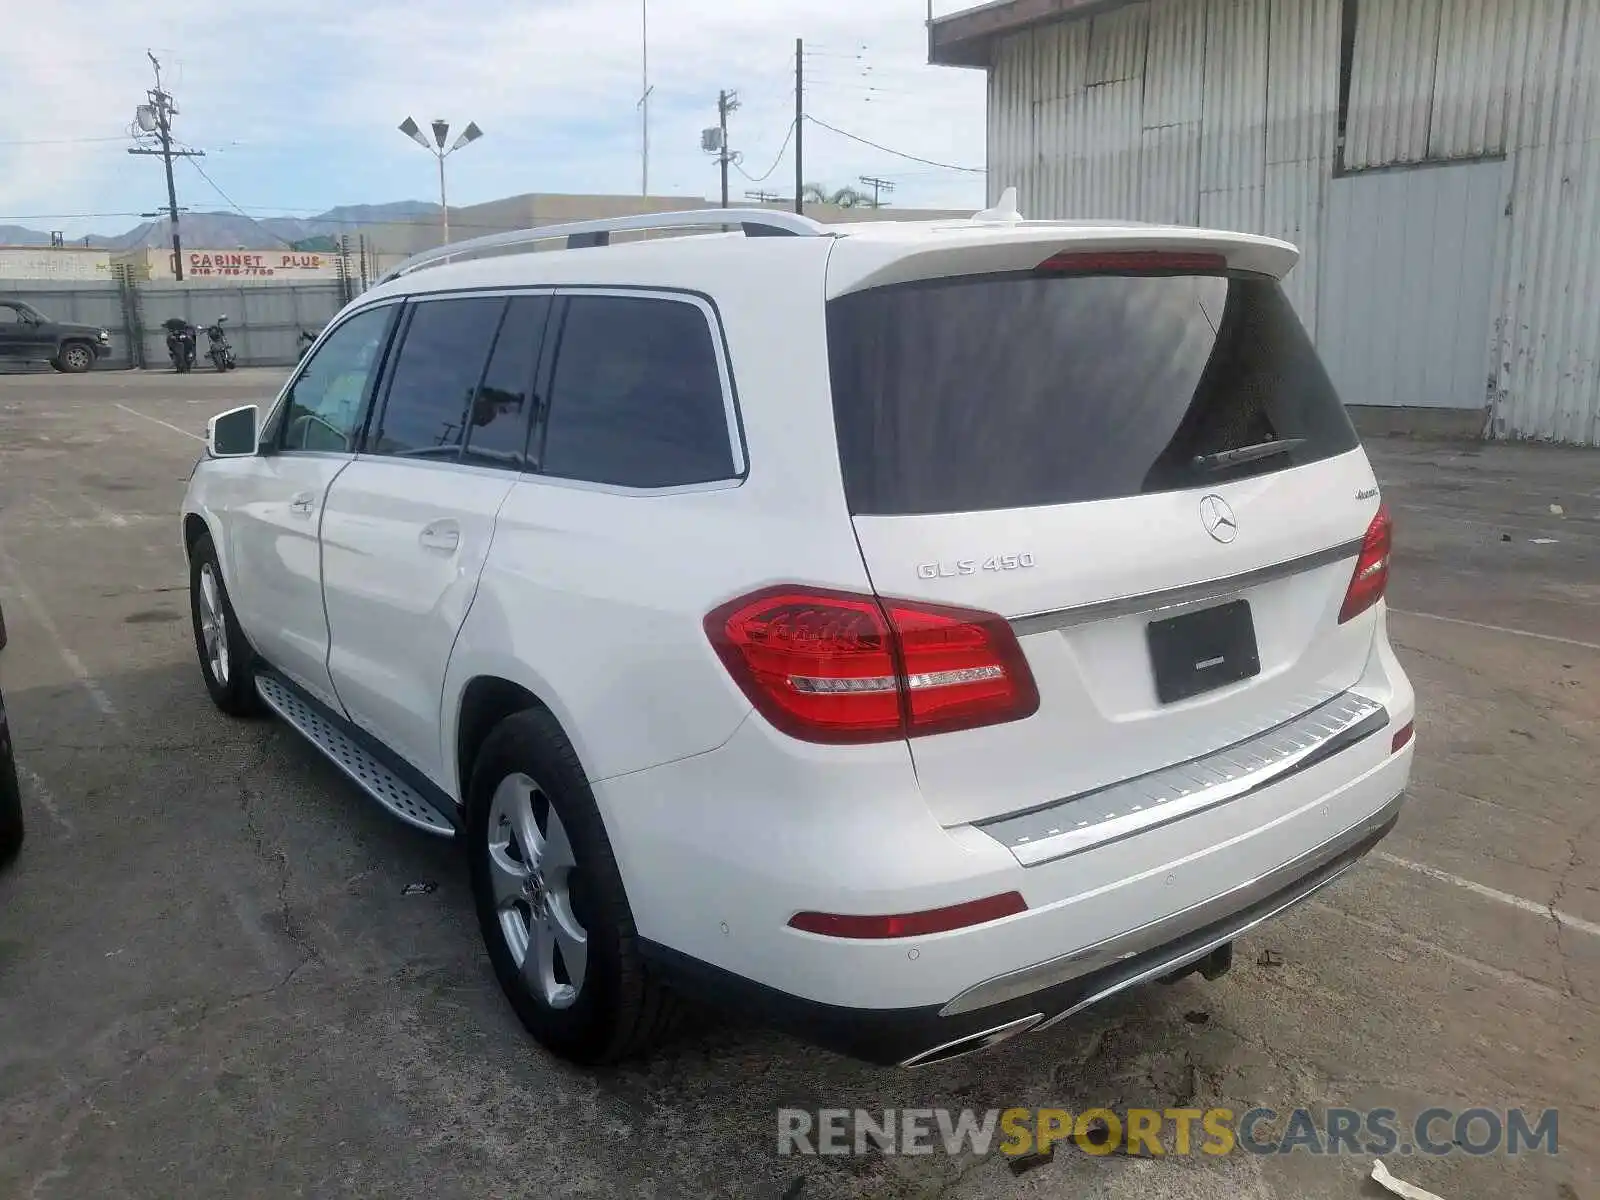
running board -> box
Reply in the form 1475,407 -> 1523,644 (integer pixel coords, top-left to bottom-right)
254,672 -> 458,838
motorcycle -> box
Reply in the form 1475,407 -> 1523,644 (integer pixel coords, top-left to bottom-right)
204,315 -> 238,372
163,317 -> 197,374
296,327 -> 320,361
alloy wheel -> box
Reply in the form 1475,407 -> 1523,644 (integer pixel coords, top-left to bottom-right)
486,772 -> 588,1010
197,563 -> 230,686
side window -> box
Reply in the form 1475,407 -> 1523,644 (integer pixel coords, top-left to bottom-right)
463,295 -> 550,470
540,294 -> 736,489
280,305 -> 394,453
368,296 -> 505,460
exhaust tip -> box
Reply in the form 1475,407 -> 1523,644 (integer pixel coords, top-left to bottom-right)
899,1013 -> 1043,1068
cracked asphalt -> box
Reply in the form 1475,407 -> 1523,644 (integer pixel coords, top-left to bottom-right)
1,369 -> 1596,1200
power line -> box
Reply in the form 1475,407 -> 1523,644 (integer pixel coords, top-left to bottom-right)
0,135 -> 132,147
804,115 -> 985,174
734,120 -> 796,183
183,156 -> 298,248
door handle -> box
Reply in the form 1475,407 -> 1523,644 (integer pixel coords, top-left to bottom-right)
289,491 -> 315,515
419,520 -> 461,553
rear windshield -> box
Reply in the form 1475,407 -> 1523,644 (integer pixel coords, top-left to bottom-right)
825,271 -> 1359,516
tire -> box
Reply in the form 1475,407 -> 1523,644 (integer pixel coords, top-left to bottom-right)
56,342 -> 94,373
0,698 -> 24,870
188,532 -> 261,717
467,708 -> 677,1065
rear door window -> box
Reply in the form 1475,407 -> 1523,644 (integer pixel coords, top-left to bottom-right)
462,295 -> 550,471
538,293 -> 736,489
825,270 -> 1359,516
368,296 -> 505,461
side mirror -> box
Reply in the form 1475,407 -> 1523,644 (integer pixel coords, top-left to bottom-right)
208,404 -> 259,457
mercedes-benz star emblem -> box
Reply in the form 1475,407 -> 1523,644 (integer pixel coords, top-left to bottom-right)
1199,494 -> 1238,544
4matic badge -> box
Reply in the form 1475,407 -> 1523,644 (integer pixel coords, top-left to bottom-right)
916,554 -> 1037,580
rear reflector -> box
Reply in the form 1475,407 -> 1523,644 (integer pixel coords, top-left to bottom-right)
1391,721 -> 1415,753
788,891 -> 1028,939
706,586 -> 1039,744
1338,504 -> 1393,624
1035,249 -> 1229,274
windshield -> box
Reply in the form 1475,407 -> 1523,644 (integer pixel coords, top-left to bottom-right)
825,270 -> 1360,516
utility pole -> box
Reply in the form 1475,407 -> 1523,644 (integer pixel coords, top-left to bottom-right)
859,175 -> 895,208
127,52 -> 205,282
717,90 -> 740,208
639,0 -> 652,195
794,38 -> 805,215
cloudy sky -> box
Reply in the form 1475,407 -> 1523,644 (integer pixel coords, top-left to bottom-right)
0,0 -> 990,239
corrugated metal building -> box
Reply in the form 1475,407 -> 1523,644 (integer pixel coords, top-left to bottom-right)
931,0 -> 1600,444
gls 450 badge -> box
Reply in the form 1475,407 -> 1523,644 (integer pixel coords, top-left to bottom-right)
916,553 -> 1036,580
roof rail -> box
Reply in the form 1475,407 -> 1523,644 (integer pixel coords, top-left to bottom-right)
377,207 -> 831,284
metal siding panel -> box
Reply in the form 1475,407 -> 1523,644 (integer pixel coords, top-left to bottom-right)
1265,160 -> 1323,326
1139,123 -> 1202,223
1428,0 -> 1516,158
1344,0 -> 1443,169
1320,161 -> 1504,410
1264,0 -> 1338,331
1199,0 -> 1270,231
1144,0 -> 1206,128
1087,3 -> 1148,84
1266,0 -> 1338,166
1490,0 -> 1600,442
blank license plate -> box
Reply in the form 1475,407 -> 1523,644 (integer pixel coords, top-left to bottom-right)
1146,599 -> 1261,704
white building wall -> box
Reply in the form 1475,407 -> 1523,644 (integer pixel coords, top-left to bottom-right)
982,0 -> 1600,443
0,247 -> 114,281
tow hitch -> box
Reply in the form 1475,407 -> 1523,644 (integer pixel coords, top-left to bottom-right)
1159,940 -> 1234,985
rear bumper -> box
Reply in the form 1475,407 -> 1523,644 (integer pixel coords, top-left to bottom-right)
644,790 -> 1401,1066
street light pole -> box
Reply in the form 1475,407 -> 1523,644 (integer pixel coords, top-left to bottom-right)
399,116 -> 483,247
438,152 -> 450,244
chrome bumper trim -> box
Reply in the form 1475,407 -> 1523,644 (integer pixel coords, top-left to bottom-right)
979,691 -> 1388,867
941,789 -> 1403,1017
1008,536 -> 1365,637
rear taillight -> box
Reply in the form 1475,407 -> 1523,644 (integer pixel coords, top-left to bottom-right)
1338,505 -> 1393,624
704,586 -> 1040,744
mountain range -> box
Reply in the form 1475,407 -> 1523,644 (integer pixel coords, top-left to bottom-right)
0,201 -> 442,251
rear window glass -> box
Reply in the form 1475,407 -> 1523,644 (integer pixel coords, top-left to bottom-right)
825,271 -> 1359,516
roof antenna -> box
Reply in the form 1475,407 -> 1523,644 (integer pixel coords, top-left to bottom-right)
972,186 -> 1023,224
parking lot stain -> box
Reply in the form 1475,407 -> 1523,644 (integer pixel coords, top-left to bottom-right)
124,608 -> 181,624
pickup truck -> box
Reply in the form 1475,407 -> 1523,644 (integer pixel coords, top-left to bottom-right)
0,297 -> 112,372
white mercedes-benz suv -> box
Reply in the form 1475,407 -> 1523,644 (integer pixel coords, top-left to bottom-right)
181,195 -> 1415,1068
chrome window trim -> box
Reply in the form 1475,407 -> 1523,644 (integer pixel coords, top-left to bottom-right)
1009,536 -> 1366,637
